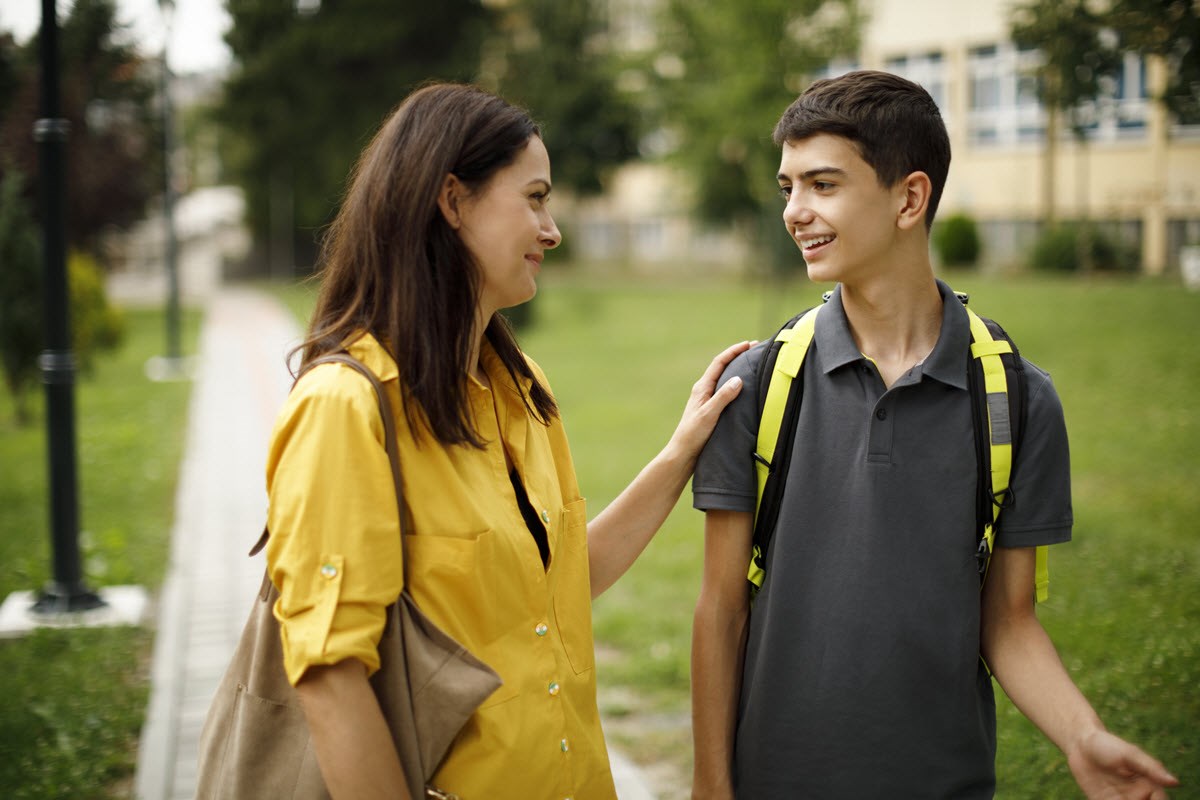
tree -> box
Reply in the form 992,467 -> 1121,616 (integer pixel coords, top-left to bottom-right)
1109,0 -> 1200,124
0,167 -> 42,424
1010,0 -> 1121,270
484,0 -> 640,196
218,0 -> 491,273
654,0 -> 862,267
0,0 -> 161,256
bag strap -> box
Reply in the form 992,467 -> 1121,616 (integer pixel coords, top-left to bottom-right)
965,309 -> 1048,602
249,352 -> 408,558
747,293 -> 1048,603
747,305 -> 820,594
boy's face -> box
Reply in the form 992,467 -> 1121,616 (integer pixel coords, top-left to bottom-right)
777,133 -> 907,286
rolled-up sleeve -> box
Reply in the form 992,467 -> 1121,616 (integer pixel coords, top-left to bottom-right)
264,365 -> 404,686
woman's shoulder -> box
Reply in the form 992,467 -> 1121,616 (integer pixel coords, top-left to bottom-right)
282,359 -> 388,427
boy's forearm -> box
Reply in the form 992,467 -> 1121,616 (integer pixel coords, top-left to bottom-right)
983,607 -> 1104,756
690,597 -> 748,797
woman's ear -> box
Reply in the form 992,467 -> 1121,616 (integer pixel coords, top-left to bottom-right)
437,173 -> 467,230
896,171 -> 932,232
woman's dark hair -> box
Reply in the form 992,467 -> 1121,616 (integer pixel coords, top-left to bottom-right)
773,70 -> 951,230
296,82 -> 557,447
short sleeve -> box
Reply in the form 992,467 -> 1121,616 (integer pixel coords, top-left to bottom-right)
264,364 -> 405,686
995,361 -> 1074,548
692,343 -> 768,513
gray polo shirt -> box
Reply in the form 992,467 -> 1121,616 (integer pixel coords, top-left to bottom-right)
693,281 -> 1072,798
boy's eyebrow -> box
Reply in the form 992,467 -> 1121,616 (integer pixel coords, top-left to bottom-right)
777,167 -> 848,182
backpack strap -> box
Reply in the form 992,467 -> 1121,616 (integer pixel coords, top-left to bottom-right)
965,307 -> 1049,602
748,305 -> 821,593
747,294 -> 1049,604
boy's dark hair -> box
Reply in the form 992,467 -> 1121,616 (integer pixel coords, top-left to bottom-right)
773,70 -> 951,230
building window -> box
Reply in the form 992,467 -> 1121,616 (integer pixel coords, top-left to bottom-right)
884,51 -> 949,125
967,43 -> 1045,146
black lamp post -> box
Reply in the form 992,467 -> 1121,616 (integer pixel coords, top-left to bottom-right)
160,0 -> 181,364
32,0 -> 103,613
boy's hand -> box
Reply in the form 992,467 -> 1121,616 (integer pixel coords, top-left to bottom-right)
1068,728 -> 1179,799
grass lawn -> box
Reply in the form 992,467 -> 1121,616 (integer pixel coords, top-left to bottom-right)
273,270 -> 1198,797
0,307 -> 200,799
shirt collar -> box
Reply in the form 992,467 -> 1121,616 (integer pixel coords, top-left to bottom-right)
474,336 -> 534,402
812,280 -> 970,390
343,331 -> 399,383
921,279 -> 971,390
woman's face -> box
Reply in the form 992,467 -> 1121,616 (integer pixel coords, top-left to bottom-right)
453,136 -> 561,320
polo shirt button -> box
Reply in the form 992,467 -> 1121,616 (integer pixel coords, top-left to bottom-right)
535,623 -> 549,636
541,509 -> 551,523
875,408 -> 888,421
560,738 -> 570,752
319,564 -> 337,579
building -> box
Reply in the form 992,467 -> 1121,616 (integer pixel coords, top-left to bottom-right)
856,0 -> 1199,274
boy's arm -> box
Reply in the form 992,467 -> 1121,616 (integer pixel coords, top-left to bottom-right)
691,509 -> 754,800
980,546 -> 1179,798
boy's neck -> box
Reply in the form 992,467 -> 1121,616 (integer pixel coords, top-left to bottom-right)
838,256 -> 942,388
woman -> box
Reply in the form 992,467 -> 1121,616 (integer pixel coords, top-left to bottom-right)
266,82 -> 747,799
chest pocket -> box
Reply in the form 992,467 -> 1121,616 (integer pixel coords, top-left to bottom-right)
551,499 -> 594,674
406,527 -> 524,649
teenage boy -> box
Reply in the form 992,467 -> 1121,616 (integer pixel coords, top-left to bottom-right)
690,71 -> 1178,798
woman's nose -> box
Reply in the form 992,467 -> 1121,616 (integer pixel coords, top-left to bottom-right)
540,211 -> 561,249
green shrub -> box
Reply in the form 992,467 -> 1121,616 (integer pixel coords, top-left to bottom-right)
933,213 -> 982,267
68,251 -> 125,372
1029,223 -> 1138,273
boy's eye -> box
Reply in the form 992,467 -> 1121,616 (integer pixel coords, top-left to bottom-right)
778,185 -> 792,200
813,181 -> 833,191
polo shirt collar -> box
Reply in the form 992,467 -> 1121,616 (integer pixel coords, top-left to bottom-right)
922,280 -> 971,391
813,285 -> 864,374
812,280 -> 971,390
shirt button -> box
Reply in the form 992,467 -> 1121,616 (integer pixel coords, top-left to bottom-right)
560,738 -> 570,753
875,408 -> 888,421
535,623 -> 549,636
548,681 -> 560,696
540,509 -> 551,523
319,564 -> 338,579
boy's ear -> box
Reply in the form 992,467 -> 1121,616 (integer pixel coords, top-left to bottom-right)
437,173 -> 467,229
896,171 -> 932,232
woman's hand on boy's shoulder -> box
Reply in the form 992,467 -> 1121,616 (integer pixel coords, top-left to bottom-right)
669,340 -> 755,461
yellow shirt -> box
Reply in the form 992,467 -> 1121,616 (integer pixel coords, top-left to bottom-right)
265,333 -> 616,799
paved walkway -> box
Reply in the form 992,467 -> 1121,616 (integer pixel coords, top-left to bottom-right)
134,287 -> 656,799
